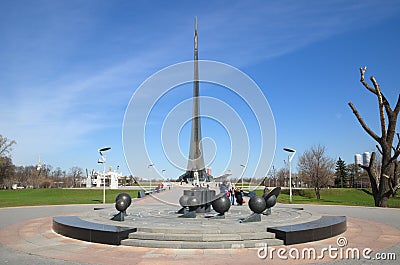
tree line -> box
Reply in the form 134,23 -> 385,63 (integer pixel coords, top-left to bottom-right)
0,134 -> 84,189
265,144 -> 374,200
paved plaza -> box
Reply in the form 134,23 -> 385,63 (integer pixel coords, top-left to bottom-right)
0,186 -> 399,264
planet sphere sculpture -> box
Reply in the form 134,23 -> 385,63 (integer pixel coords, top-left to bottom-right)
115,198 -> 129,212
179,194 -> 191,207
265,194 -> 277,208
187,196 -> 200,211
115,193 -> 132,208
177,195 -> 199,218
112,193 -> 132,221
212,195 -> 231,215
248,195 -> 267,214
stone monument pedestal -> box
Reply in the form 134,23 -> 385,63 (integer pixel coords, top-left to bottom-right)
182,187 -> 216,213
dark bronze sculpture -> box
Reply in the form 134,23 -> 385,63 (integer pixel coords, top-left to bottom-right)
240,187 -> 281,223
116,192 -> 132,209
177,187 -> 216,217
263,187 -> 280,215
112,193 -> 132,222
210,194 -> 231,218
248,195 -> 267,214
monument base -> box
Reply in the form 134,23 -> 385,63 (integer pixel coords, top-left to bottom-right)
239,213 -> 261,223
182,187 -> 216,213
53,204 -> 346,248
178,208 -> 196,218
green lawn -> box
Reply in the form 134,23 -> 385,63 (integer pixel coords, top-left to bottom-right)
255,188 -> 400,208
1,188 -> 399,208
0,189 -> 139,208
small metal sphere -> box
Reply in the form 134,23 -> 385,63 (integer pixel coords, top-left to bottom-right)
179,195 -> 190,207
212,195 -> 231,214
115,198 -> 128,212
265,194 -> 277,208
248,195 -> 267,214
116,193 -> 132,207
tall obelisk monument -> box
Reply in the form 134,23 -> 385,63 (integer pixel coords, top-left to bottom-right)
178,18 -> 212,183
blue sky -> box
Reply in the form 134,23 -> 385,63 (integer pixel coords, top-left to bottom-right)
1,0 -> 399,181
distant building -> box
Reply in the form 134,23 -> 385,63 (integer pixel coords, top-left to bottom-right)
354,154 -> 362,166
90,171 -> 124,189
362,152 -> 371,167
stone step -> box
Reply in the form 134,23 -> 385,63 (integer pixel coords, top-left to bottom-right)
136,226 -> 267,234
129,231 -> 276,242
121,238 -> 284,249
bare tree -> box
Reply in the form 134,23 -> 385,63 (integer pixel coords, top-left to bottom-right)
69,166 -> 83,188
298,144 -> 335,199
262,166 -> 277,187
0,134 -> 16,157
347,163 -> 360,188
348,67 -> 400,207
276,167 -> 288,187
0,157 -> 15,188
0,134 -> 16,188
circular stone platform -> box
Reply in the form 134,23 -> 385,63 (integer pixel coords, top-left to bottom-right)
85,204 -> 320,228
52,202 -> 346,249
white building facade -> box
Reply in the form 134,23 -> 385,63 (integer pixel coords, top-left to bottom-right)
87,171 -> 124,189
354,154 -> 362,166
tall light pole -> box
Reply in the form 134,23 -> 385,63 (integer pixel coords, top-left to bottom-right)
147,164 -> 154,191
272,165 -> 275,187
283,160 -> 287,187
240,164 -> 246,189
284,148 -> 296,204
98,147 -> 111,204
162,169 -> 166,186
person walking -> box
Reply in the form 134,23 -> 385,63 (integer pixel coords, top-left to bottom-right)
230,184 -> 235,205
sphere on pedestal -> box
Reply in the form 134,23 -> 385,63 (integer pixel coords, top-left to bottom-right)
248,195 -> 267,214
115,193 -> 132,207
212,195 -> 231,214
115,198 -> 128,212
179,194 -> 190,207
265,194 -> 277,208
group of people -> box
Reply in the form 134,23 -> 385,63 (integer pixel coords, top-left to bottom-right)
225,184 -> 245,205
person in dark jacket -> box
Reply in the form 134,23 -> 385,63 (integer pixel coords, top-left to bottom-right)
235,188 -> 243,205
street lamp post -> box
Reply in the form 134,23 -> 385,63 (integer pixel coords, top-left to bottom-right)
283,147 -> 296,204
148,164 -> 154,191
271,165 -> 275,187
98,147 -> 111,204
240,164 -> 246,189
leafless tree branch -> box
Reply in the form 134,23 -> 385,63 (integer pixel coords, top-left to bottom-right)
348,102 -> 381,142
371,76 -> 387,139
394,94 -> 400,114
376,145 -> 383,155
359,66 -> 375,93
0,136 -> 16,157
360,67 -> 393,114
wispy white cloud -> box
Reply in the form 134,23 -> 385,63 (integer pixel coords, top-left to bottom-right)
196,0 -> 400,65
0,43 -> 174,166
